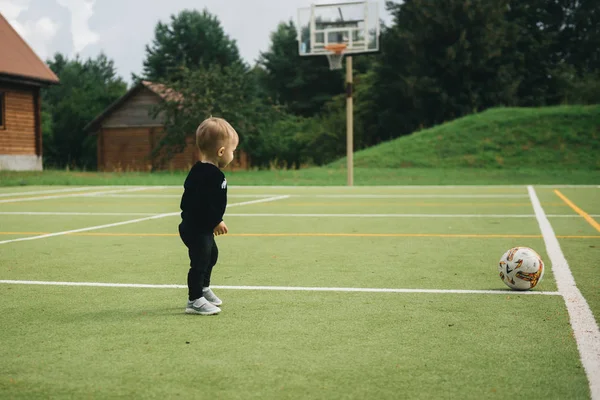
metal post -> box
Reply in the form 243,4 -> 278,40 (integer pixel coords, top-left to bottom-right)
310,5 -> 316,52
346,55 -> 353,186
364,2 -> 369,52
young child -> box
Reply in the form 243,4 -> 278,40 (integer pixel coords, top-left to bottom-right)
179,117 -> 239,315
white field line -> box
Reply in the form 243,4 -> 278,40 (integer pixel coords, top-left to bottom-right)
0,186 -> 153,204
91,194 -> 178,198
0,280 -> 561,295
0,187 -> 110,198
0,195 -> 290,245
225,213 -> 595,218
550,214 -> 600,218
226,185 -> 599,189
222,185 -> 598,189
2,212 -> 597,218
84,186 -> 171,193
91,194 -> 276,198
528,186 -> 600,399
226,195 -> 290,208
6,185 -> 595,190
0,212 -> 179,245
310,194 -> 529,198
0,212 -> 157,216
90,193 -> 531,199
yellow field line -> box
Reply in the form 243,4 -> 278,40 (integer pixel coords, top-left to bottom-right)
0,232 -> 598,239
230,233 -> 540,238
272,202 -> 567,207
0,232 -> 48,235
554,190 -> 600,232
6,201 -> 565,206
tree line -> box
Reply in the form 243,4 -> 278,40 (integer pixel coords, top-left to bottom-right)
41,1 -> 599,169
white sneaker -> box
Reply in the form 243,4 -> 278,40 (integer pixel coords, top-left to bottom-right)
185,297 -> 221,315
202,287 -> 223,306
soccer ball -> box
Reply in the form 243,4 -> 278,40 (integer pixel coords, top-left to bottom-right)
498,247 -> 545,291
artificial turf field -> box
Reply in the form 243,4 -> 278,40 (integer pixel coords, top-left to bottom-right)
0,184 -> 598,399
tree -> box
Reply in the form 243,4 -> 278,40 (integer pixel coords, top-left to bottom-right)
553,0 -> 600,74
257,21 -> 345,117
505,0 -> 567,106
43,53 -> 127,168
365,0 -> 518,141
142,9 -> 244,82
150,63 -> 263,167
503,0 -> 600,106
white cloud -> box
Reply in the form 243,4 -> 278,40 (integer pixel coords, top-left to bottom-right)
0,0 -> 30,36
56,0 -> 98,54
1,0 -> 393,81
0,0 -> 59,60
18,17 -> 60,60
36,16 -> 58,34
0,0 -> 30,20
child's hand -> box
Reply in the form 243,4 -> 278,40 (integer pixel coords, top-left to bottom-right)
214,221 -> 228,236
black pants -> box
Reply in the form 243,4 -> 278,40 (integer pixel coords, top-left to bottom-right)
179,226 -> 218,301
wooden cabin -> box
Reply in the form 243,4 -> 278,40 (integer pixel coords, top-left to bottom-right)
0,13 -> 59,170
85,80 -> 249,172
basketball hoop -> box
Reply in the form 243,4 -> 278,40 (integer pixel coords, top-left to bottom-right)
324,44 -> 347,70
297,2 -> 381,186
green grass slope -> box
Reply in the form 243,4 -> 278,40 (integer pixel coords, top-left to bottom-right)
334,105 -> 600,169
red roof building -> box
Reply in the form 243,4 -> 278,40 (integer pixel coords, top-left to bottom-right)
85,80 -> 249,171
0,12 -> 59,170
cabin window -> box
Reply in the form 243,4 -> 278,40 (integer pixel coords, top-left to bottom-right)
0,92 -> 5,129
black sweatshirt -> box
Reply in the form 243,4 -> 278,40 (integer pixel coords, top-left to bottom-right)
179,162 -> 227,234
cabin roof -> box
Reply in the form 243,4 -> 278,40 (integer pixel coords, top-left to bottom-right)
83,80 -> 180,133
0,12 -> 59,85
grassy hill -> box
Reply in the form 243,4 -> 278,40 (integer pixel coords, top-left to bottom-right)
1,106 -> 598,187
332,105 -> 600,170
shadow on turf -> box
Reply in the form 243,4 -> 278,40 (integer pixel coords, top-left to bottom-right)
72,307 -> 210,321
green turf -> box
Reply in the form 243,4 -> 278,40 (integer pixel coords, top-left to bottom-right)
0,184 -> 597,399
551,187 -> 600,215
233,199 -> 573,216
0,166 -> 599,187
0,214 -> 141,233
0,233 -> 557,292
0,285 -> 589,400
534,187 -> 600,323
557,238 -> 600,323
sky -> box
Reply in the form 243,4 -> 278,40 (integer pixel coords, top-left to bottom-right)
0,0 -> 392,84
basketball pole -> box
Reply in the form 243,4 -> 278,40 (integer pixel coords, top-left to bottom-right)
346,55 -> 353,186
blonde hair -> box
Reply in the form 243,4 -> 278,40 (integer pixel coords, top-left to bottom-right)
195,117 -> 238,153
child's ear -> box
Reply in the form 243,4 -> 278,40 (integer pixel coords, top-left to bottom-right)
217,147 -> 225,157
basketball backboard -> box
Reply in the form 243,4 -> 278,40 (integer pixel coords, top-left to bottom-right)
297,1 -> 380,57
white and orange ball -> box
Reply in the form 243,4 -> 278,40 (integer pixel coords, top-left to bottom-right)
498,247 -> 545,291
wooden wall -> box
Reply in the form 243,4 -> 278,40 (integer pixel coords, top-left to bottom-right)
96,85 -> 250,171
0,86 -> 37,156
98,127 -> 199,172
99,127 -> 153,171
164,134 -> 199,171
225,150 -> 249,171
98,126 -> 249,172
102,86 -> 164,128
